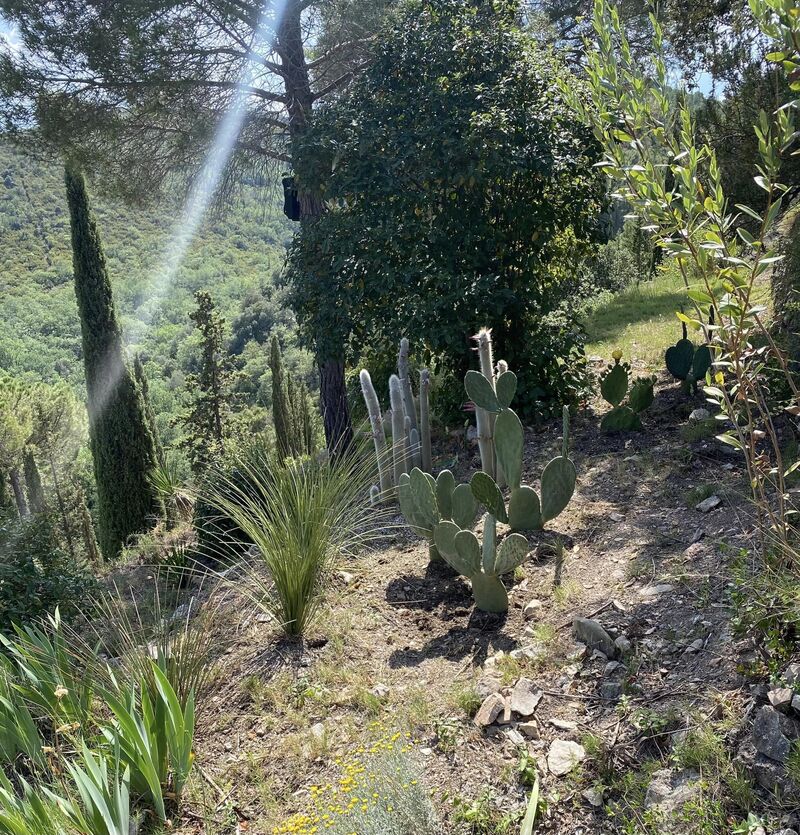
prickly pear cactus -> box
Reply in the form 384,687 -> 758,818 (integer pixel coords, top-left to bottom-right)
434,514 -> 529,612
665,324 -> 713,395
599,351 -> 654,432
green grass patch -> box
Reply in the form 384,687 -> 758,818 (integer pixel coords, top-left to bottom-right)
583,267 -> 687,370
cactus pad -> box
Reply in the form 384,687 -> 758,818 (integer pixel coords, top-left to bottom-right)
508,485 -> 541,531
436,469 -> 456,519
495,408 -> 524,489
454,530 -> 482,574
600,362 -> 628,406
452,483 -> 478,528
494,533 -> 530,575
540,456 -> 577,523
600,405 -> 642,432
628,377 -> 655,413
495,370 -> 518,409
665,338 -> 694,380
470,471 -> 508,523
465,370 -> 500,413
692,345 -> 712,381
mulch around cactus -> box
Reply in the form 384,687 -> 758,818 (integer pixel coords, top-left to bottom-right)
173,372 -> 774,834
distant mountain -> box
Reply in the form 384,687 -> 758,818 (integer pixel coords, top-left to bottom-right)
0,141 -> 308,443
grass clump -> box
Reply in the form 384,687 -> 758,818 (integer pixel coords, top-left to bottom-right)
203,445 -> 388,636
272,724 -> 438,835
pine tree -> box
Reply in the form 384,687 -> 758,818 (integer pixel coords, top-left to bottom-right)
179,291 -> 230,475
64,163 -> 160,559
23,448 -> 47,515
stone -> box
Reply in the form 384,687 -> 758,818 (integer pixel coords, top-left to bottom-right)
639,583 -> 674,598
476,675 -> 502,700
609,511 -> 625,522
769,687 -> 795,713
567,642 -> 588,663
793,695 -> 800,714
604,661 -> 622,676
523,599 -> 543,619
753,705 -> 800,762
550,718 -> 577,731
751,751 -> 800,799
474,694 -> 505,728
689,408 -> 711,422
784,663 -> 800,686
614,635 -> 632,655
572,617 -> 616,659
503,728 -> 526,746
644,769 -> 702,833
310,722 -> 326,742
774,830 -> 799,835
599,681 -> 623,701
685,639 -> 704,653
690,527 -> 705,544
338,570 -> 355,585
695,495 -> 721,513
510,678 -> 543,717
370,683 -> 390,700
582,786 -> 604,807
547,739 -> 586,776
519,721 -> 539,738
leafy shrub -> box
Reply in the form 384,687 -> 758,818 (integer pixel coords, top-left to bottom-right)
0,512 -> 96,633
273,726 -> 438,835
203,445 -> 386,636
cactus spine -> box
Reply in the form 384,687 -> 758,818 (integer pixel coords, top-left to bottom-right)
419,369 -> 432,473
360,370 -> 392,496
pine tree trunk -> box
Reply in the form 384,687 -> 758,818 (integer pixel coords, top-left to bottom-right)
9,468 -> 27,517
278,0 -> 353,454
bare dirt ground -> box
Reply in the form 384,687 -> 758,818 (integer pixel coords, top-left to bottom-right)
171,372 -> 796,835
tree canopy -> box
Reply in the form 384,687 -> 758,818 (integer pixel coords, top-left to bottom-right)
289,0 -> 606,417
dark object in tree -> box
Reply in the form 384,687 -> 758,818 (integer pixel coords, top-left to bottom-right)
23,448 -> 47,514
64,163 -> 160,559
178,291 -> 230,476
282,177 -> 301,222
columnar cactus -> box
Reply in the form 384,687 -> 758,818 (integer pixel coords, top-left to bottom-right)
419,369 -> 432,473
471,329 -> 497,480
400,353 -> 577,612
665,323 -> 712,394
359,369 -> 392,496
360,338 -> 434,500
599,351 -> 655,431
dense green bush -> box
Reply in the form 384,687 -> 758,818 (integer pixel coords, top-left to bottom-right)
0,511 -> 96,632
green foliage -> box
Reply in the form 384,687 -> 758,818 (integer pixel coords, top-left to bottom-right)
0,770 -> 63,835
270,334 -> 317,462
102,661 -> 195,820
0,512 -> 96,633
177,291 -> 231,476
65,163 -> 160,558
598,353 -> 655,431
203,446 -> 386,635
288,0 -> 606,420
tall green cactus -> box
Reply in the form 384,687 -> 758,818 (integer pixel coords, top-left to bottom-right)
599,352 -> 655,432
359,339 -> 434,501
400,353 -> 577,612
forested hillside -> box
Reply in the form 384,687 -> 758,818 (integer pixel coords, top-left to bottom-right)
0,141 -> 303,443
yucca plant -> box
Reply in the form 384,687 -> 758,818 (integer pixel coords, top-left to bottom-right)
101,660 -> 195,820
42,744 -> 131,835
202,445 -> 390,636
0,609 -> 97,735
148,456 -> 192,530
0,770 -> 63,835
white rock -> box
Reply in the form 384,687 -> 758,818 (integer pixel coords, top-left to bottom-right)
547,739 -> 586,776
695,495 -> 721,513
689,408 -> 711,422
474,693 -> 505,728
523,599 -> 543,620
582,786 -> 604,807
510,678 -> 543,717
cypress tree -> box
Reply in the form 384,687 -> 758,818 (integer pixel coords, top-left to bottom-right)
64,163 -> 159,559
270,335 -> 293,461
179,291 -> 230,476
23,448 -> 47,514
134,354 -> 165,467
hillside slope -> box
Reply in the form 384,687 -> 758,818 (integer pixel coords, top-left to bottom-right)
0,142 -> 300,441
